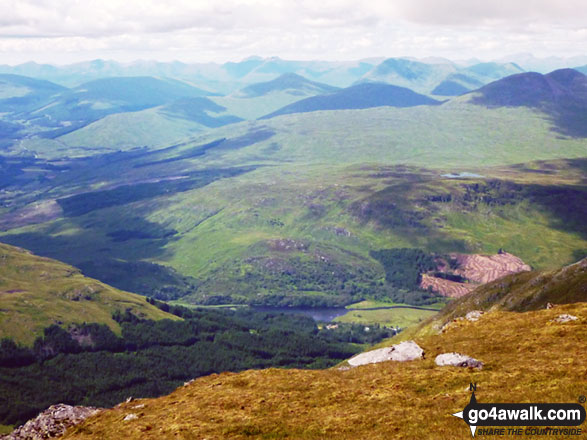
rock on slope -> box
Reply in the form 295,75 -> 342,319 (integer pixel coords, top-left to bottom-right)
1,405 -> 101,440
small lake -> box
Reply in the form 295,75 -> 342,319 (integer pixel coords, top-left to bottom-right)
442,172 -> 484,179
252,306 -> 348,322
251,305 -> 439,323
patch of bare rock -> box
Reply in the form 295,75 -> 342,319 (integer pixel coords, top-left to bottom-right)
454,251 -> 531,284
435,352 -> 484,369
123,413 -> 139,422
0,404 -> 101,440
347,340 -> 424,367
420,274 -> 476,298
420,251 -> 531,298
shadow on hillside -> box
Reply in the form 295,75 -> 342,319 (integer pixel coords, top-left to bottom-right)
0,213 -> 192,299
351,164 -> 587,251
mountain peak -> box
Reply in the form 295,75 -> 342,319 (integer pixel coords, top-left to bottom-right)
468,68 -> 587,136
546,67 -> 587,84
261,82 -> 440,119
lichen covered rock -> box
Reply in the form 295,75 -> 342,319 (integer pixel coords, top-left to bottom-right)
1,404 -> 101,440
347,340 -> 424,367
435,352 -> 484,369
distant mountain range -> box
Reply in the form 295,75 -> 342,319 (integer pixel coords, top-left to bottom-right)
0,75 -> 240,152
495,53 -> 587,74
359,59 -> 524,96
1,63 -> 586,157
4,55 -> 582,95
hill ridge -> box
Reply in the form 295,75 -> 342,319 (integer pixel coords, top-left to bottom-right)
261,82 -> 441,119
0,242 -> 178,345
468,68 -> 587,136
236,72 -> 339,98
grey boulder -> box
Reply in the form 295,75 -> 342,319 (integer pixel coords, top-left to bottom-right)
435,352 -> 483,369
347,340 -> 424,367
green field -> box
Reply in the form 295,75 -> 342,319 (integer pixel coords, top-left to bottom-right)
337,300 -> 445,327
347,300 -> 447,310
335,308 -> 437,327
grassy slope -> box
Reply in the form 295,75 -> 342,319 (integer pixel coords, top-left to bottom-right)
153,101 -> 586,281
0,243 -> 178,345
62,300 -> 587,439
57,107 -> 206,152
153,160 -> 585,298
260,83 -> 440,119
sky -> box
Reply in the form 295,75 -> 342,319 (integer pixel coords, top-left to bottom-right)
0,0 -> 585,65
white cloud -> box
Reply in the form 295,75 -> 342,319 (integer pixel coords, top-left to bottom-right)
0,0 -> 584,64
389,0 -> 587,27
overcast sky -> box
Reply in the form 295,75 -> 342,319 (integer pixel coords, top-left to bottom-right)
0,0 -> 585,65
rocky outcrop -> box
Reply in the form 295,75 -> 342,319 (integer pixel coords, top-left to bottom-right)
347,340 -> 424,367
1,404 -> 101,440
435,352 -> 484,369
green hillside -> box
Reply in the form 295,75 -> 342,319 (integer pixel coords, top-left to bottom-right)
0,243 -> 178,345
0,75 -> 227,155
56,108 -> 206,152
209,74 -> 340,120
56,98 -> 242,153
1,95 -> 586,307
467,68 -> 587,136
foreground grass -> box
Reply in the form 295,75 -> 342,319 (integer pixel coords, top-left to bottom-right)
62,301 -> 587,440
